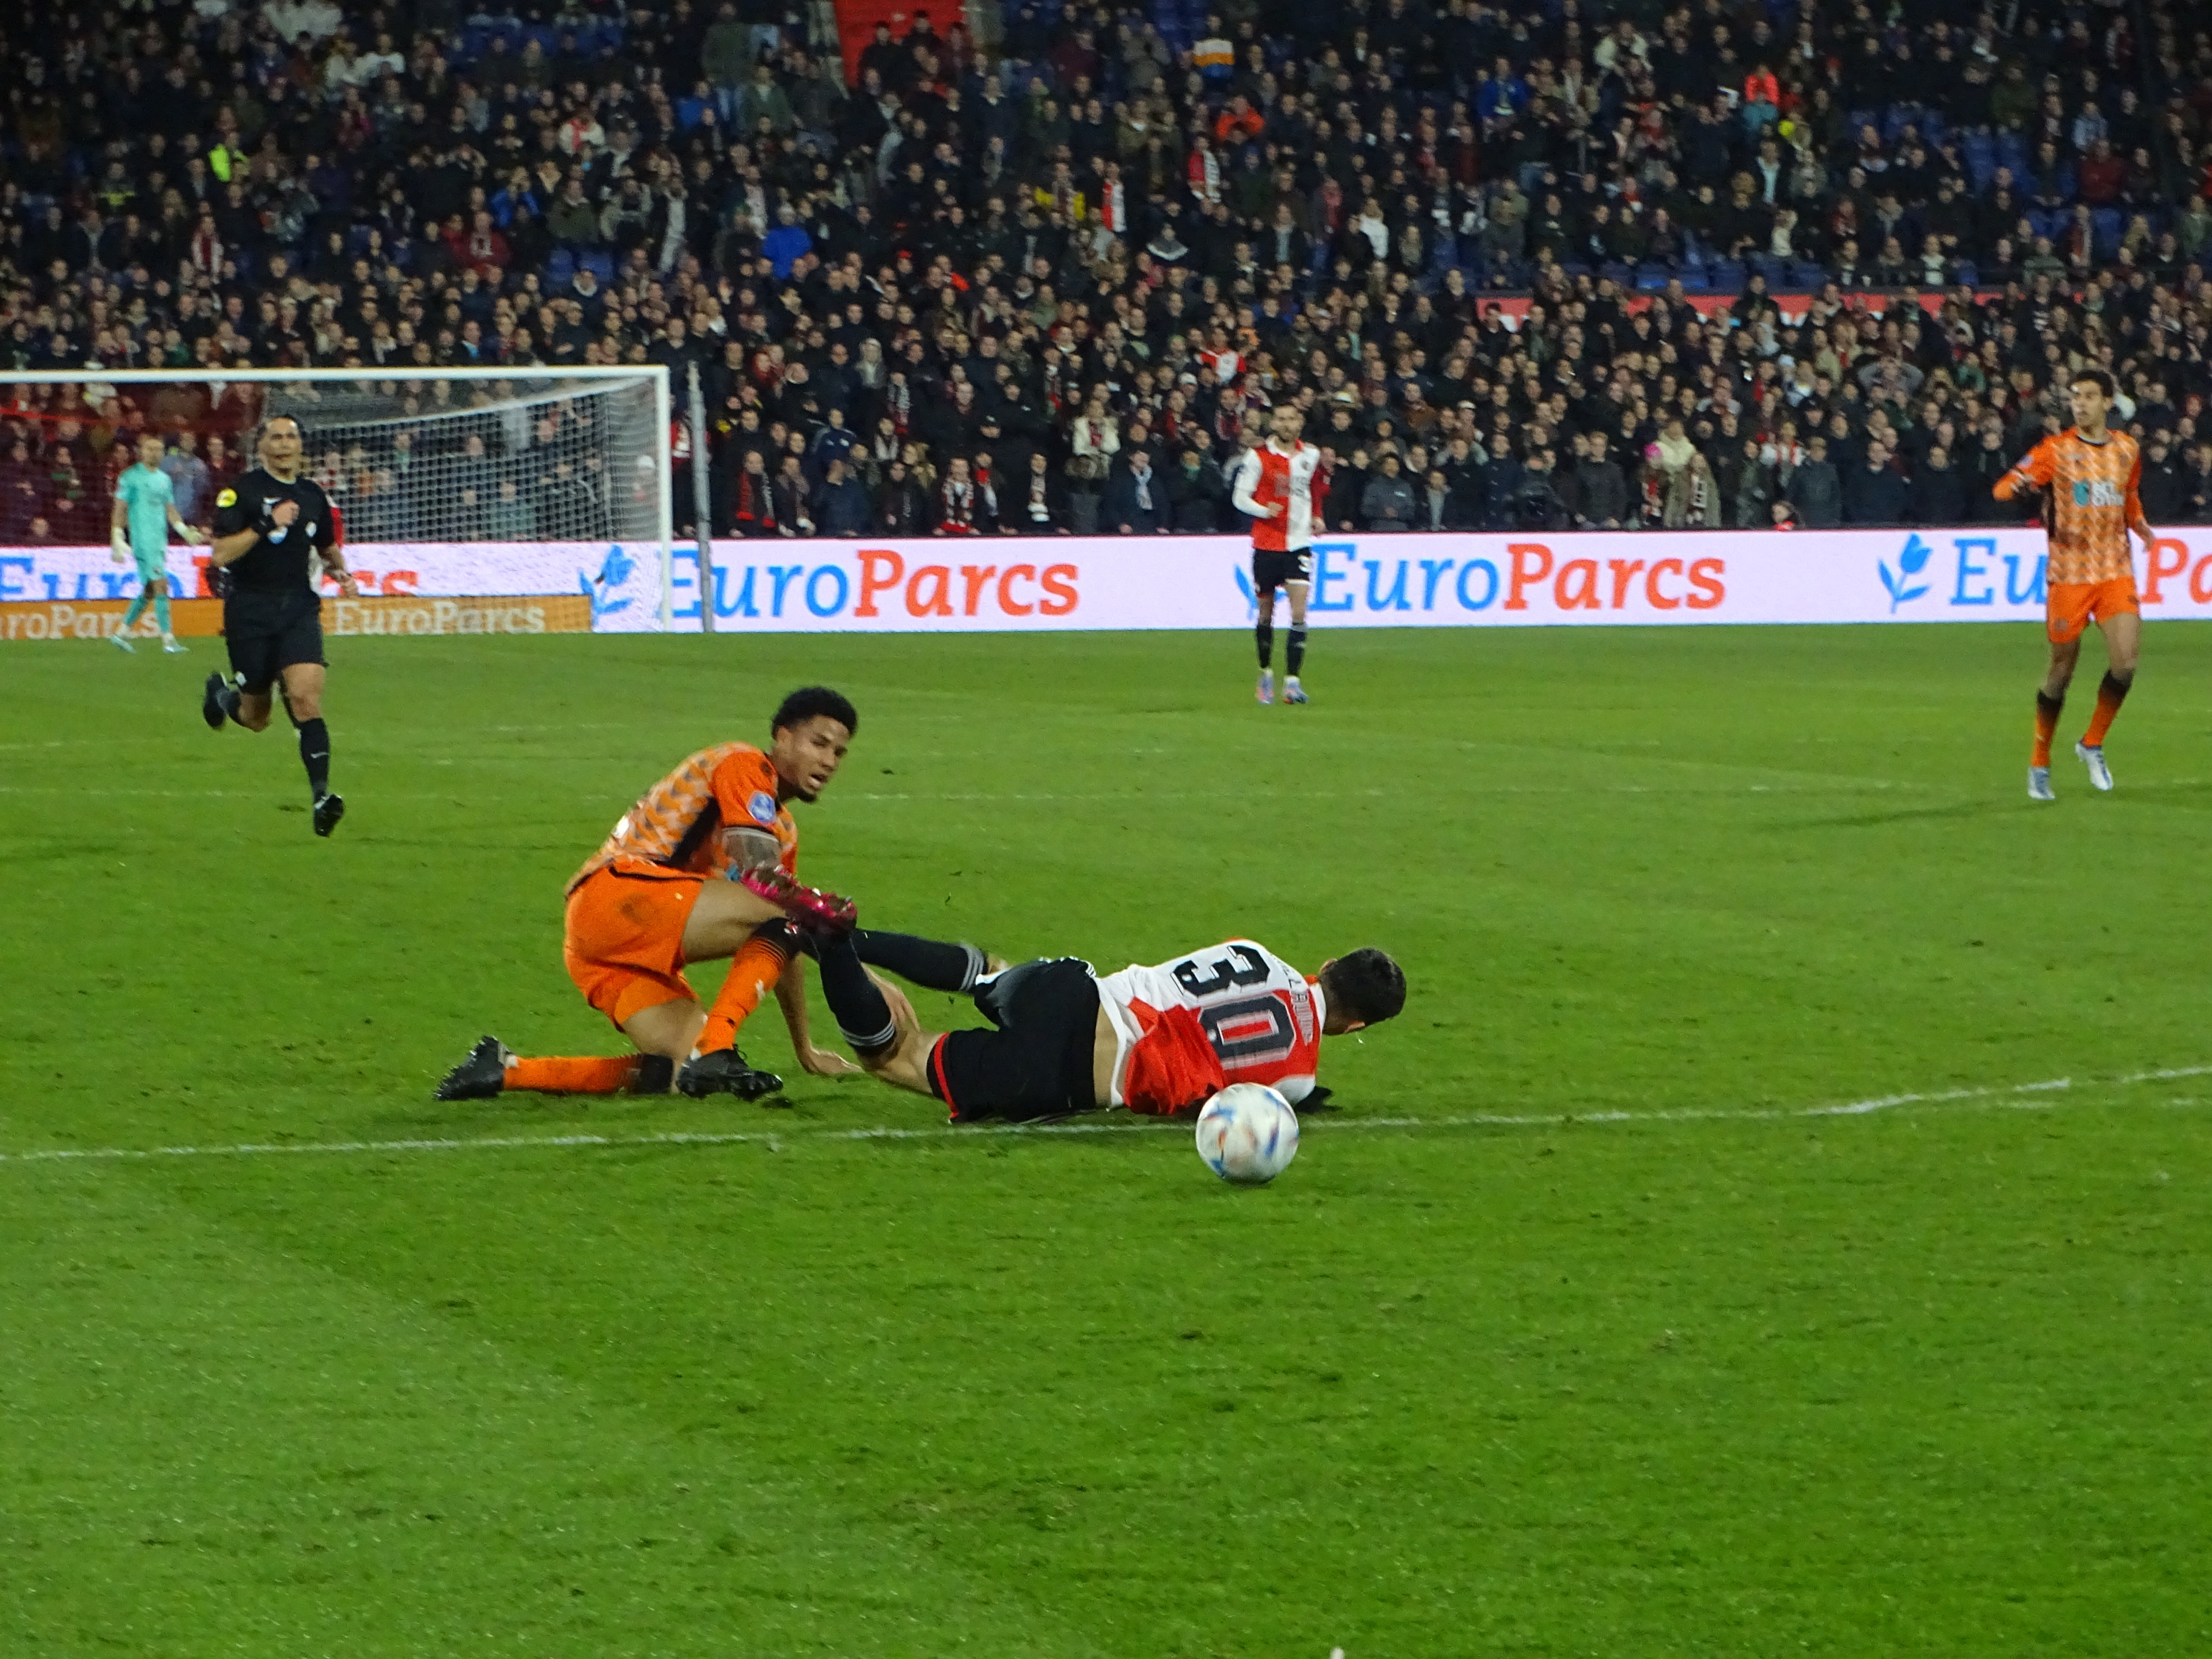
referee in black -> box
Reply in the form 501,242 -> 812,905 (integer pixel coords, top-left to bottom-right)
200,414 -> 357,837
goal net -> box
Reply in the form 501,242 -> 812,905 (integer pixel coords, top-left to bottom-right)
1,368 -> 675,629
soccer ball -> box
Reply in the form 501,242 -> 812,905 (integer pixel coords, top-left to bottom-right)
1195,1084 -> 1300,1185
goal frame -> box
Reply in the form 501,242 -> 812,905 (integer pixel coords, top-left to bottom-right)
1,365 -> 676,630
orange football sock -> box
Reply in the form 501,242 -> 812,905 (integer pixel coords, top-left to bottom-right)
505,1055 -> 641,1094
2032,691 -> 2063,767
2081,671 -> 2131,747
698,928 -> 797,1053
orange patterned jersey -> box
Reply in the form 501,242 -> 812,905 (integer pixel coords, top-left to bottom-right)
568,743 -> 798,892
1995,427 -> 2148,586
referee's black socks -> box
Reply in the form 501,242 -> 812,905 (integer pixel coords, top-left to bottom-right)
297,718 -> 331,799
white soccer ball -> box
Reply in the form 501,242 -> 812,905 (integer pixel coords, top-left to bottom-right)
1195,1084 -> 1300,1185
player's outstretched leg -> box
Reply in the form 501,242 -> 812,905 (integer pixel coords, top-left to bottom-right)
801,929 -> 997,994
809,931 -> 902,1056
435,1035 -> 679,1100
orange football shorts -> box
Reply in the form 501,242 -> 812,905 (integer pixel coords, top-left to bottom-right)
2046,575 -> 2138,645
563,858 -> 704,1027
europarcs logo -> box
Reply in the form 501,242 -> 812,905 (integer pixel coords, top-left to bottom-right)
1878,533 -> 2046,613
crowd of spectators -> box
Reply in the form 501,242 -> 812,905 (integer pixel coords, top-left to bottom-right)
6,0 -> 2212,547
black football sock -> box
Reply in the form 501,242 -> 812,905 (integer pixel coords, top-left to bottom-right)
1256,616 -> 1274,669
849,930 -> 986,993
297,717 -> 331,798
1287,626 -> 1307,676
812,932 -> 897,1053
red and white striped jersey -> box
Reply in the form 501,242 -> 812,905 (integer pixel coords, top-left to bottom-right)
1231,440 -> 1325,551
1097,938 -> 1326,1116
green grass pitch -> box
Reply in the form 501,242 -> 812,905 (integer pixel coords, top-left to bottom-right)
2,623 -> 2209,1658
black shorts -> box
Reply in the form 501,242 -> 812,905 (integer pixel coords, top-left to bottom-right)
926,957 -> 1101,1123
225,592 -> 325,694
1252,549 -> 1312,591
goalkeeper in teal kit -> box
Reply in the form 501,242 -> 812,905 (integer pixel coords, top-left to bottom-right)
110,432 -> 205,654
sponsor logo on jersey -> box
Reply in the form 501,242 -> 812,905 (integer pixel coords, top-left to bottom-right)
2074,480 -> 2125,507
748,790 -> 779,826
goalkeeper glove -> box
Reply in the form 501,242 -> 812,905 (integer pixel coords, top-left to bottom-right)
110,530 -> 129,562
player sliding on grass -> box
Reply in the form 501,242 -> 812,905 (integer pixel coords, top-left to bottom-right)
433,688 -> 1002,1104
110,432 -> 203,654
1993,369 -> 2153,801
798,927 -> 1405,1123
1232,402 -> 1326,706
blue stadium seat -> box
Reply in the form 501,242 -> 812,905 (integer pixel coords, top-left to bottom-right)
2091,208 -> 2122,259
580,248 -> 615,283
1634,263 -> 1668,290
546,248 -> 576,286
1962,131 -> 1995,191
1707,258 -> 1745,291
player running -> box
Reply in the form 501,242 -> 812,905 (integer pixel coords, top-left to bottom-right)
434,688 -> 952,1103
110,433 -> 204,654
1231,402 -> 1326,706
1993,369 -> 2153,800
200,415 -> 358,835
797,925 -> 1405,1123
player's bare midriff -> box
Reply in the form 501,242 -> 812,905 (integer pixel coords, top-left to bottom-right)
1089,1006 -> 1119,1108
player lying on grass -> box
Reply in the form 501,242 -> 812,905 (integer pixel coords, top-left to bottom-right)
798,927 -> 1406,1122
434,688 -> 1009,1104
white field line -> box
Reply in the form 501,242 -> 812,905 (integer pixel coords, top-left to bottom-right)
2,1066 -> 2208,1171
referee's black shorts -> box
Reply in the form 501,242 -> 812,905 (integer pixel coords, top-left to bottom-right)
926,957 -> 1101,1123
224,590 -> 325,694
1252,548 -> 1313,591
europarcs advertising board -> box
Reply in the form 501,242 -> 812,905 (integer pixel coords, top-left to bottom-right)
7,529 -> 2212,632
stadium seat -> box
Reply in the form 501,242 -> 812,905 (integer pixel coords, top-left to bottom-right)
1708,259 -> 1745,291
2091,209 -> 2122,259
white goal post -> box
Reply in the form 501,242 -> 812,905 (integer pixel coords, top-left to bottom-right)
1,366 -> 677,629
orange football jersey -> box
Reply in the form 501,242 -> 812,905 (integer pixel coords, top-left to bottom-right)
569,743 -> 797,892
1997,428 -> 2147,586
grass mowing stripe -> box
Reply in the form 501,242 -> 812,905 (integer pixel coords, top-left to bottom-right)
6,1062 -> 2206,1167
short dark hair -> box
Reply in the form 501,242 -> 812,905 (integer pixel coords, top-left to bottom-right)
2072,369 -> 2116,399
771,686 -> 858,737
1321,948 -> 1406,1028
262,414 -> 305,442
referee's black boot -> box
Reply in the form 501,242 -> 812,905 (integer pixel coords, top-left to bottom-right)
675,1047 -> 785,1101
201,671 -> 236,730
